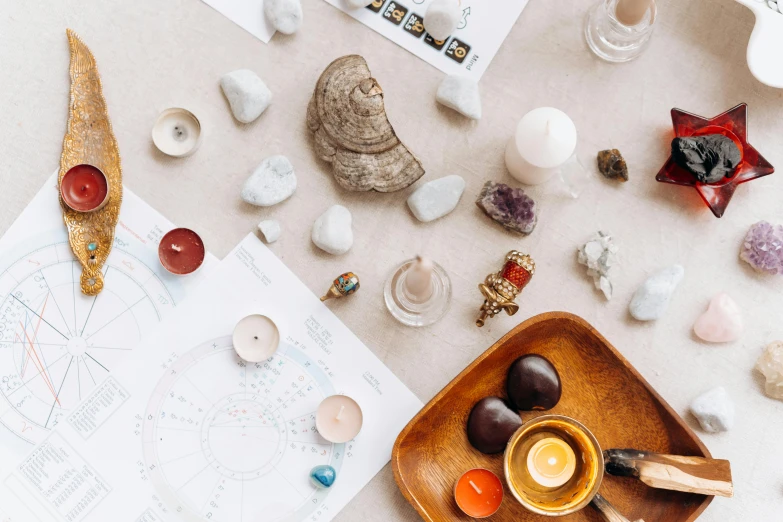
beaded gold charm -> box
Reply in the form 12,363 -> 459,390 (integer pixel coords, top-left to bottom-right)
321,272 -> 360,302
476,251 -> 535,327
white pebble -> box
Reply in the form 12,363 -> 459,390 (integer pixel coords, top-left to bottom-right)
345,0 -> 373,8
628,265 -> 684,321
265,0 -> 303,35
241,156 -> 297,207
220,70 -> 272,124
690,387 -> 734,433
407,175 -> 465,222
424,0 -> 461,41
436,75 -> 481,120
312,205 -> 353,255
257,220 -> 282,243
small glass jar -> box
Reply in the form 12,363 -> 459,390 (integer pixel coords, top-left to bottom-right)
585,0 -> 656,63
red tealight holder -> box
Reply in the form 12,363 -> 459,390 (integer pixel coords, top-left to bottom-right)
454,468 -> 504,518
655,103 -> 774,218
60,164 -> 110,212
158,228 -> 206,275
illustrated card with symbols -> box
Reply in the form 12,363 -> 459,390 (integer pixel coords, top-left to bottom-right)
324,0 -> 531,79
0,233 -> 423,522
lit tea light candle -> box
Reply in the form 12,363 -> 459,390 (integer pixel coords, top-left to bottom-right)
505,107 -> 578,185
158,228 -> 206,275
316,395 -> 363,443
60,164 -> 110,212
526,437 -> 576,488
232,314 -> 281,362
454,468 -> 503,518
152,107 -> 202,157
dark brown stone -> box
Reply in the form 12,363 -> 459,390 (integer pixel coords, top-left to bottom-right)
506,354 -> 562,411
597,149 -> 629,182
466,397 -> 522,454
671,134 -> 741,184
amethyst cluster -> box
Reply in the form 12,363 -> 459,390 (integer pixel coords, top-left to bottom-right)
740,221 -> 783,275
475,181 -> 538,235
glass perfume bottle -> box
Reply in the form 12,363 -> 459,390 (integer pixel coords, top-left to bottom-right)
384,257 -> 451,327
585,0 -> 656,63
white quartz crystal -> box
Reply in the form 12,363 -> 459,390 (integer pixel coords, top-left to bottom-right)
257,219 -> 282,243
577,231 -> 618,300
690,387 -> 734,433
407,175 -> 465,222
220,69 -> 272,124
312,205 -> 353,255
629,265 -> 684,321
241,155 -> 297,207
424,0 -> 461,41
436,76 -> 481,120
756,341 -> 783,401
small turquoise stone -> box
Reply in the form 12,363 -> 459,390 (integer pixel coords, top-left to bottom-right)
87,242 -> 98,251
309,465 -> 336,489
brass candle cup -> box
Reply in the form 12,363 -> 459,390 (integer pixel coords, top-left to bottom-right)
504,415 -> 604,516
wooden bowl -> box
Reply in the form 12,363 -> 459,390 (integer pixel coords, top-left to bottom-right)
392,312 -> 712,521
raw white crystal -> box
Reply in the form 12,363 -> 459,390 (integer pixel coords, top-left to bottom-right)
264,0 -> 303,35
424,0 -> 461,41
690,387 -> 734,433
436,76 -> 481,120
312,205 -> 353,255
257,219 -> 281,243
577,231 -> 618,300
241,156 -> 297,207
345,0 -> 373,7
220,70 -> 272,124
756,341 -> 783,401
407,175 -> 465,222
629,265 -> 684,321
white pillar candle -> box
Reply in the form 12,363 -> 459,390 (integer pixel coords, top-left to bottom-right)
232,314 -> 280,362
505,107 -> 578,185
316,395 -> 363,443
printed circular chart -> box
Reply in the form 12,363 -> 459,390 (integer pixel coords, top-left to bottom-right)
142,336 -> 345,522
0,232 -> 178,444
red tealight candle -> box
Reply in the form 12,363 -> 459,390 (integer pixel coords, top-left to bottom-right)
158,228 -> 206,275
60,164 -> 109,212
454,468 -> 504,518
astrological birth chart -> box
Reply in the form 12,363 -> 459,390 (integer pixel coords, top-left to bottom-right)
0,231 -> 180,446
142,336 -> 347,522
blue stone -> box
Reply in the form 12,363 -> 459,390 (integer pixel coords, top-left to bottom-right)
87,242 -> 98,251
309,465 -> 336,489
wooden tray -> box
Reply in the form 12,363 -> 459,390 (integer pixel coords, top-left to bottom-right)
392,312 -> 713,522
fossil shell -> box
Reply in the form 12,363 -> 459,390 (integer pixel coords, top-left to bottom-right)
306,55 -> 425,192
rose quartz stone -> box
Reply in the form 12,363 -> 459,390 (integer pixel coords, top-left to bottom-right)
693,293 -> 743,343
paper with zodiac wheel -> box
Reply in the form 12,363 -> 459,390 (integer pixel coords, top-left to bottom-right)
0,173 -> 216,461
0,234 -> 422,522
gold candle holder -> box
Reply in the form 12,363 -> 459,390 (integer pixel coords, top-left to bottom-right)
504,415 -> 603,517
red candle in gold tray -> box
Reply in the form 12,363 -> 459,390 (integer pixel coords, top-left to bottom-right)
454,468 -> 504,518
158,228 -> 205,275
60,164 -> 109,212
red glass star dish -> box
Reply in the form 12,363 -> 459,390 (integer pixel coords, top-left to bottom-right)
655,103 -> 774,218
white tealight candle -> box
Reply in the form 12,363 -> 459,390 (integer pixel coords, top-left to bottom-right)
232,314 -> 280,363
505,107 -> 578,185
526,437 -> 577,489
316,395 -> 363,443
152,108 -> 202,157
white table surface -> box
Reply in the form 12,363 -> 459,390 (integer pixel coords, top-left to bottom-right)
1,0 -> 782,520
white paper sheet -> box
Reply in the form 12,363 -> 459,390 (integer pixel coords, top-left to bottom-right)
201,0 -> 276,43
0,173 -> 217,461
324,0 -> 530,79
0,234 -> 423,522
